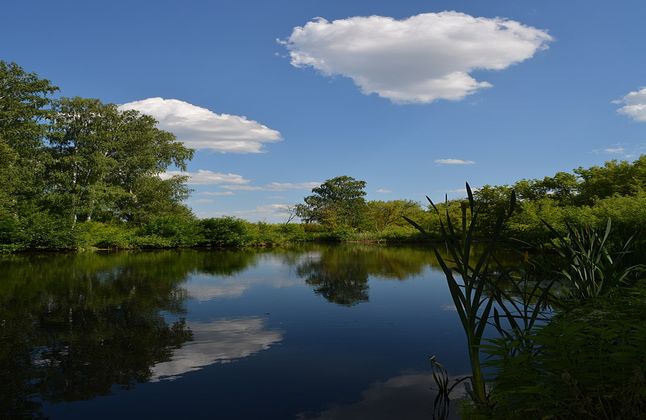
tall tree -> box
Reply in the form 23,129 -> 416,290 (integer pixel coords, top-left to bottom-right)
46,97 -> 194,224
0,61 -> 57,217
296,176 -> 367,229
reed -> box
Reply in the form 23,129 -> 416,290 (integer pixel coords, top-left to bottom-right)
405,182 -> 516,406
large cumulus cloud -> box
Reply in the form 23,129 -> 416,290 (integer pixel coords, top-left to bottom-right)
283,12 -> 552,103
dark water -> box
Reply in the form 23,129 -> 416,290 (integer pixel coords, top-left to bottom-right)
0,245 -> 471,419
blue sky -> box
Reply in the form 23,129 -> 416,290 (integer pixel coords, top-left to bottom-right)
2,0 -> 646,221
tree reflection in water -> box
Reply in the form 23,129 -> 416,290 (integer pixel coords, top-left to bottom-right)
0,250 -> 261,418
296,245 -> 434,306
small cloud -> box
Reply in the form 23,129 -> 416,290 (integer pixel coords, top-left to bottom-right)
222,181 -> 320,191
446,188 -> 468,194
615,87 -> 646,122
221,185 -> 263,191
200,191 -> 235,196
283,12 -> 552,104
376,188 -> 391,193
435,159 -> 475,165
191,198 -> 215,204
198,204 -> 294,222
119,98 -> 282,153
592,144 -> 639,158
161,170 -> 249,185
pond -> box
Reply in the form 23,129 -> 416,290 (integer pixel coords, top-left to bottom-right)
0,245 -> 473,419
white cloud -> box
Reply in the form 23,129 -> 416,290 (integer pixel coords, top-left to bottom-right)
604,147 -> 625,154
220,185 -> 264,191
191,198 -> 215,204
185,283 -> 248,301
200,191 -> 235,196
161,170 -> 249,185
119,97 -> 282,152
435,158 -> 475,165
283,12 -> 552,103
183,267 -> 303,302
197,204 -> 294,222
376,188 -> 391,193
615,87 -> 646,121
222,181 -> 320,191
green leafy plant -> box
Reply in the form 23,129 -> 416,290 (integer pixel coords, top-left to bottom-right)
482,282 -> 646,419
405,182 -> 517,407
545,218 -> 643,302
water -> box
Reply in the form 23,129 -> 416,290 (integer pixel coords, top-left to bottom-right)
0,245 -> 471,419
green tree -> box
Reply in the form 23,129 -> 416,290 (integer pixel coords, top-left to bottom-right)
296,176 -> 367,229
0,61 -> 58,245
575,156 -> 646,204
366,199 -> 426,232
46,97 -> 194,224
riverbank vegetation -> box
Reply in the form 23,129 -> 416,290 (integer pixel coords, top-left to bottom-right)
406,183 -> 646,419
2,60 -> 646,256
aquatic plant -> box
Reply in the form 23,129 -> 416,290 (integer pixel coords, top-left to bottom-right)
405,182 -> 517,407
544,218 -> 643,302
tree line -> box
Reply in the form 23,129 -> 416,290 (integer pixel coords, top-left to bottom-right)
2,60 -> 645,251
295,160 -> 646,250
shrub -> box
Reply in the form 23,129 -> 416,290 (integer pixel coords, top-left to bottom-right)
483,282 -> 646,419
199,217 -> 251,248
138,215 -> 200,247
76,221 -> 134,249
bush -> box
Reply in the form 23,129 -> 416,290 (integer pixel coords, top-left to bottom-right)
199,217 -> 251,248
76,221 -> 134,249
138,215 -> 200,247
19,212 -> 76,250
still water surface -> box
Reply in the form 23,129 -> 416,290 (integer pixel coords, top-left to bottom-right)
0,245 -> 470,419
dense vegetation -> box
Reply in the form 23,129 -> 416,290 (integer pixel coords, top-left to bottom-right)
406,184 -> 646,419
2,60 -> 646,256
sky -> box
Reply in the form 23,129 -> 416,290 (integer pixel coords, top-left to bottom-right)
2,0 -> 646,222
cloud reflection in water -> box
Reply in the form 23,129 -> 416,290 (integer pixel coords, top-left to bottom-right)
151,317 -> 282,381
300,372 -> 466,420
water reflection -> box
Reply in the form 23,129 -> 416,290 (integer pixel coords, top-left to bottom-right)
151,317 -> 282,381
299,371 -> 464,420
0,246 -> 453,419
0,252 -> 195,417
296,246 -> 434,306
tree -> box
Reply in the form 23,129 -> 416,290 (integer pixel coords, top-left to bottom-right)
575,156 -> 646,204
46,97 -> 194,224
0,61 -> 57,219
296,176 -> 367,229
366,199 -> 425,232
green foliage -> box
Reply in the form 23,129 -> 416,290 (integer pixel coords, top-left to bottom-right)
545,219 -> 643,302
0,61 -> 58,238
405,183 -> 518,407
138,214 -> 200,247
76,221 -> 134,249
366,199 -> 426,232
296,176 -> 368,229
46,96 -> 194,224
483,282 -> 646,419
0,61 -> 198,251
17,212 -> 77,250
199,217 -> 252,248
